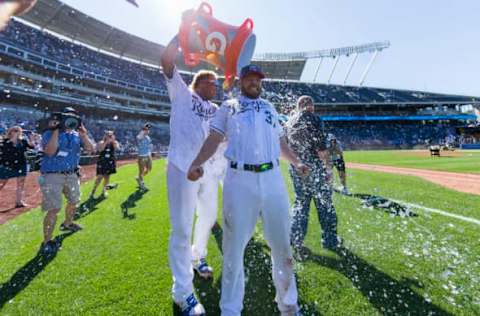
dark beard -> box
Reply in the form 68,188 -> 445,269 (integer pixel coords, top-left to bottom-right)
241,86 -> 261,99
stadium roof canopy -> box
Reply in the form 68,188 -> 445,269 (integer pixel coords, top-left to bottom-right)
21,0 -> 165,65
20,0 -> 388,81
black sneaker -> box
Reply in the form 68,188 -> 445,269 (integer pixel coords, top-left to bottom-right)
293,246 -> 311,262
60,222 -> 83,232
323,236 -> 342,251
40,240 -> 59,255
106,183 -> 118,190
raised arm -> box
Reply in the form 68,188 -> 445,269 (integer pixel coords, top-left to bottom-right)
187,130 -> 224,181
280,136 -> 310,176
0,0 -> 37,31
160,35 -> 179,79
43,121 -> 60,157
78,124 -> 95,154
136,130 -> 145,140
96,140 -> 106,153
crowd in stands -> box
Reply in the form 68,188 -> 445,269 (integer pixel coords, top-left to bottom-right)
323,121 -> 460,149
3,104 -> 473,152
2,20 -> 475,105
1,20 -> 477,151
0,20 -> 168,90
0,106 -> 169,154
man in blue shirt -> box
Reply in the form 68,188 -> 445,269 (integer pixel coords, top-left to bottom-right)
39,108 -> 95,254
136,124 -> 153,190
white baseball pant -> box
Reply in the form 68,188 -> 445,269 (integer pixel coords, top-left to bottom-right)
220,166 -> 299,316
192,170 -> 221,262
167,162 -> 220,302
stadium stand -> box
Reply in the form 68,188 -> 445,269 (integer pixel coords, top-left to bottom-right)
1,19 -> 479,150
0,105 -> 169,154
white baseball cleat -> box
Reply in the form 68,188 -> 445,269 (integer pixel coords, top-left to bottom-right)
176,293 -> 205,316
193,258 -> 213,279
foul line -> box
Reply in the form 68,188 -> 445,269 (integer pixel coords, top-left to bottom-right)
391,199 -> 480,226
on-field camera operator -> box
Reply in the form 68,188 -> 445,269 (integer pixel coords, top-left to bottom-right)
39,107 -> 95,254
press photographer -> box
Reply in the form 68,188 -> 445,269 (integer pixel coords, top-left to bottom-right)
0,126 -> 38,208
89,130 -> 120,199
39,107 -> 95,254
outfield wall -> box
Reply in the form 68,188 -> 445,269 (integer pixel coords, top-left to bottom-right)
460,143 -> 480,149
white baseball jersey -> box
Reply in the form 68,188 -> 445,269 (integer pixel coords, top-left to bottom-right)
211,95 -> 283,165
165,67 -> 218,173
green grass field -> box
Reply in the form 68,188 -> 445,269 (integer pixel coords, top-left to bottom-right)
0,156 -> 479,315
345,150 -> 480,174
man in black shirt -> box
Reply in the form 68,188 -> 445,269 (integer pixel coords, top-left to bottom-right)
285,96 -> 340,256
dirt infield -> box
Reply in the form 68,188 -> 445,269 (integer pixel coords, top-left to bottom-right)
348,162 -> 480,196
0,160 -> 136,225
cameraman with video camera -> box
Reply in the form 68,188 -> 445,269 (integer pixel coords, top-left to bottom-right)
39,107 -> 95,254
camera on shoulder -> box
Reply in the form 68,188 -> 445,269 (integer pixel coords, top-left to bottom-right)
49,107 -> 82,131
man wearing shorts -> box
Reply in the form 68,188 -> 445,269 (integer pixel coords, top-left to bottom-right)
39,107 -> 95,254
136,124 -> 153,190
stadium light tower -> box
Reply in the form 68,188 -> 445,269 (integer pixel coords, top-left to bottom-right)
313,57 -> 323,82
343,53 -> 358,85
254,41 -> 390,85
327,56 -> 340,84
359,50 -> 379,86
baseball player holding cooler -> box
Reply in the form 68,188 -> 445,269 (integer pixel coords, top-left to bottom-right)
188,64 -> 308,316
327,133 -> 349,195
161,36 -> 226,316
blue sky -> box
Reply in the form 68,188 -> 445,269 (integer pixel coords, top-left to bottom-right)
62,0 -> 480,97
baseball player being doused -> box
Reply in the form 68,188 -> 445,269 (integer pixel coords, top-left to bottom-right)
285,96 -> 341,262
160,35 -> 226,316
188,64 -> 308,316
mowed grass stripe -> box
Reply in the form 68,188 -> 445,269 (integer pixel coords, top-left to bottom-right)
0,160 -> 478,315
345,150 -> 480,174
341,168 -> 480,220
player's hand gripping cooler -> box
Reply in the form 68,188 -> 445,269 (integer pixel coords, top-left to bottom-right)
178,2 -> 256,90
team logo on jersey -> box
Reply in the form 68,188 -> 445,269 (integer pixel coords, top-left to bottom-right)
191,95 -> 217,120
225,98 -> 277,128
237,99 -> 269,114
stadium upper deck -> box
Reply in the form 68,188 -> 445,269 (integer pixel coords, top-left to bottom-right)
10,0 -> 478,105
1,8 -> 479,130
1,20 -> 477,108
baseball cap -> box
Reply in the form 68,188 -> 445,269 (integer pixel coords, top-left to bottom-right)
143,123 -> 151,129
240,64 -> 265,79
63,107 -> 78,114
